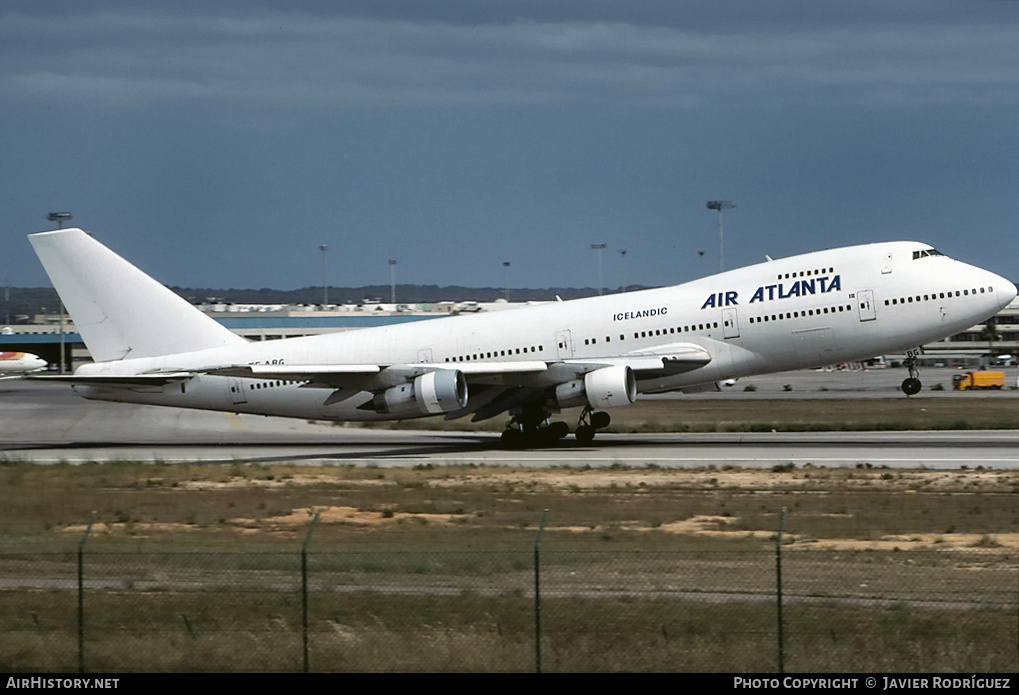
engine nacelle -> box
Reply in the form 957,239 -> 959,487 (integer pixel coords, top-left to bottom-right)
372,369 -> 468,417
555,365 -> 637,409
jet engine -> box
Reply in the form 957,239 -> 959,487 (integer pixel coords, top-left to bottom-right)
554,365 -> 637,409
371,369 -> 468,417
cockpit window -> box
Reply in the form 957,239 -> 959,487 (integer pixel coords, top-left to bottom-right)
912,249 -> 945,260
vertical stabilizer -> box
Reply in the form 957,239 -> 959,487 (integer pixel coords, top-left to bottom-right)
29,229 -> 246,362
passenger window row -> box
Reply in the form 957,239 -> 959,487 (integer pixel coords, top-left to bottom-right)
884,286 -> 994,306
444,345 -> 544,363
777,266 -> 835,281
749,305 -> 853,324
250,380 -> 301,390
440,321 -> 728,363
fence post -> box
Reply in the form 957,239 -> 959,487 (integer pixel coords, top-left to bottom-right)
776,507 -> 788,674
302,512 -> 320,674
77,512 -> 95,674
533,509 -> 549,674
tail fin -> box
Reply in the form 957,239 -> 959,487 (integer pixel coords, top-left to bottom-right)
29,228 -> 246,362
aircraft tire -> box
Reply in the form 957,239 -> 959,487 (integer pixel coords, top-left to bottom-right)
901,377 -> 922,396
501,429 -> 525,449
575,425 -> 595,445
546,421 -> 570,440
590,411 -> 611,429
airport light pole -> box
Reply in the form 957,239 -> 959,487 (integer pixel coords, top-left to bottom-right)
502,261 -> 510,301
47,212 -> 72,373
389,260 -> 397,305
591,243 -> 607,296
706,200 -> 735,273
619,249 -> 627,293
320,245 -> 328,307
47,211 -> 73,229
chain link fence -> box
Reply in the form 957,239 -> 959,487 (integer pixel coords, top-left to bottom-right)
2,542 -> 1015,672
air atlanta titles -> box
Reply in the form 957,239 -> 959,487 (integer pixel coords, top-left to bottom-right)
609,273 -> 844,322
701,274 -> 842,310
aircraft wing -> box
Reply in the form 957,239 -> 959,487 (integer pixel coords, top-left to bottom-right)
20,342 -> 709,403
566,343 -> 712,376
201,360 -> 547,387
202,342 -> 709,390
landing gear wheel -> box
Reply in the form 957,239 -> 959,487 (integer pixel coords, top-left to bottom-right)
901,377 -> 922,396
500,428 -> 525,449
546,421 -> 570,440
574,407 -> 610,444
575,425 -> 595,446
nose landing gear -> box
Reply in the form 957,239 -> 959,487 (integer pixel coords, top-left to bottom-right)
901,352 -> 922,396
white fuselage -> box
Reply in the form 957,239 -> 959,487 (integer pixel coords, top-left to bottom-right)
72,241 -> 1015,422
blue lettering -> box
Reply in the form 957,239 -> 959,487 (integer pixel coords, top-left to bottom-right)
801,279 -> 816,295
701,295 -> 717,309
827,275 -> 841,292
765,285 -> 777,301
725,291 -> 738,306
749,287 -> 765,303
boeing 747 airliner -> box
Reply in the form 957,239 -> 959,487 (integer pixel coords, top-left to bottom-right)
24,228 -> 1015,446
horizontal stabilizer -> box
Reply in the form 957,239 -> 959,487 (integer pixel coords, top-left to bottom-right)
24,373 -> 194,387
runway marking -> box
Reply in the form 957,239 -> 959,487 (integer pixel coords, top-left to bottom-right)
59,410 -> 90,439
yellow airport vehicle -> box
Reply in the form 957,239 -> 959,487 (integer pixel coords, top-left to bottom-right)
952,370 -> 1006,390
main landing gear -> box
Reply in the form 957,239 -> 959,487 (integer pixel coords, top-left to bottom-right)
574,406 -> 611,446
499,404 -> 612,448
901,353 -> 922,396
500,402 -> 568,449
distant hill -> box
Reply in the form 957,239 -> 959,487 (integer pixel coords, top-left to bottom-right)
3,284 -> 651,322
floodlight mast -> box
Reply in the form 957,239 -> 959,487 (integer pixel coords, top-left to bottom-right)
320,245 -> 328,306
47,212 -> 73,229
706,200 -> 735,272
389,260 -> 397,305
46,212 -> 73,373
590,243 -> 607,295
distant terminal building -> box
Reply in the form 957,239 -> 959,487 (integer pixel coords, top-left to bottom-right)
189,299 -> 517,342
3,295 -> 1017,373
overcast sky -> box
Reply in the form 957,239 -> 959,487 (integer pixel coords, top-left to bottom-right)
3,1 -> 1017,294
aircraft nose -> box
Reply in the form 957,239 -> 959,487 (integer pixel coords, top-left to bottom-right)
994,275 -> 1017,310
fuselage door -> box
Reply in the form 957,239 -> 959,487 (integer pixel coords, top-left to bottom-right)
556,330 -> 574,359
228,377 -> 247,405
721,308 -> 740,339
856,290 -> 877,322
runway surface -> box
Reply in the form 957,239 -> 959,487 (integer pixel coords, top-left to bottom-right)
2,378 -> 1018,469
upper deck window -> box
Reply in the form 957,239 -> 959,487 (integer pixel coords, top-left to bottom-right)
912,249 -> 946,260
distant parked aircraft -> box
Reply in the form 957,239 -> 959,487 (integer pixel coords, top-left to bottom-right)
0,351 -> 47,374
